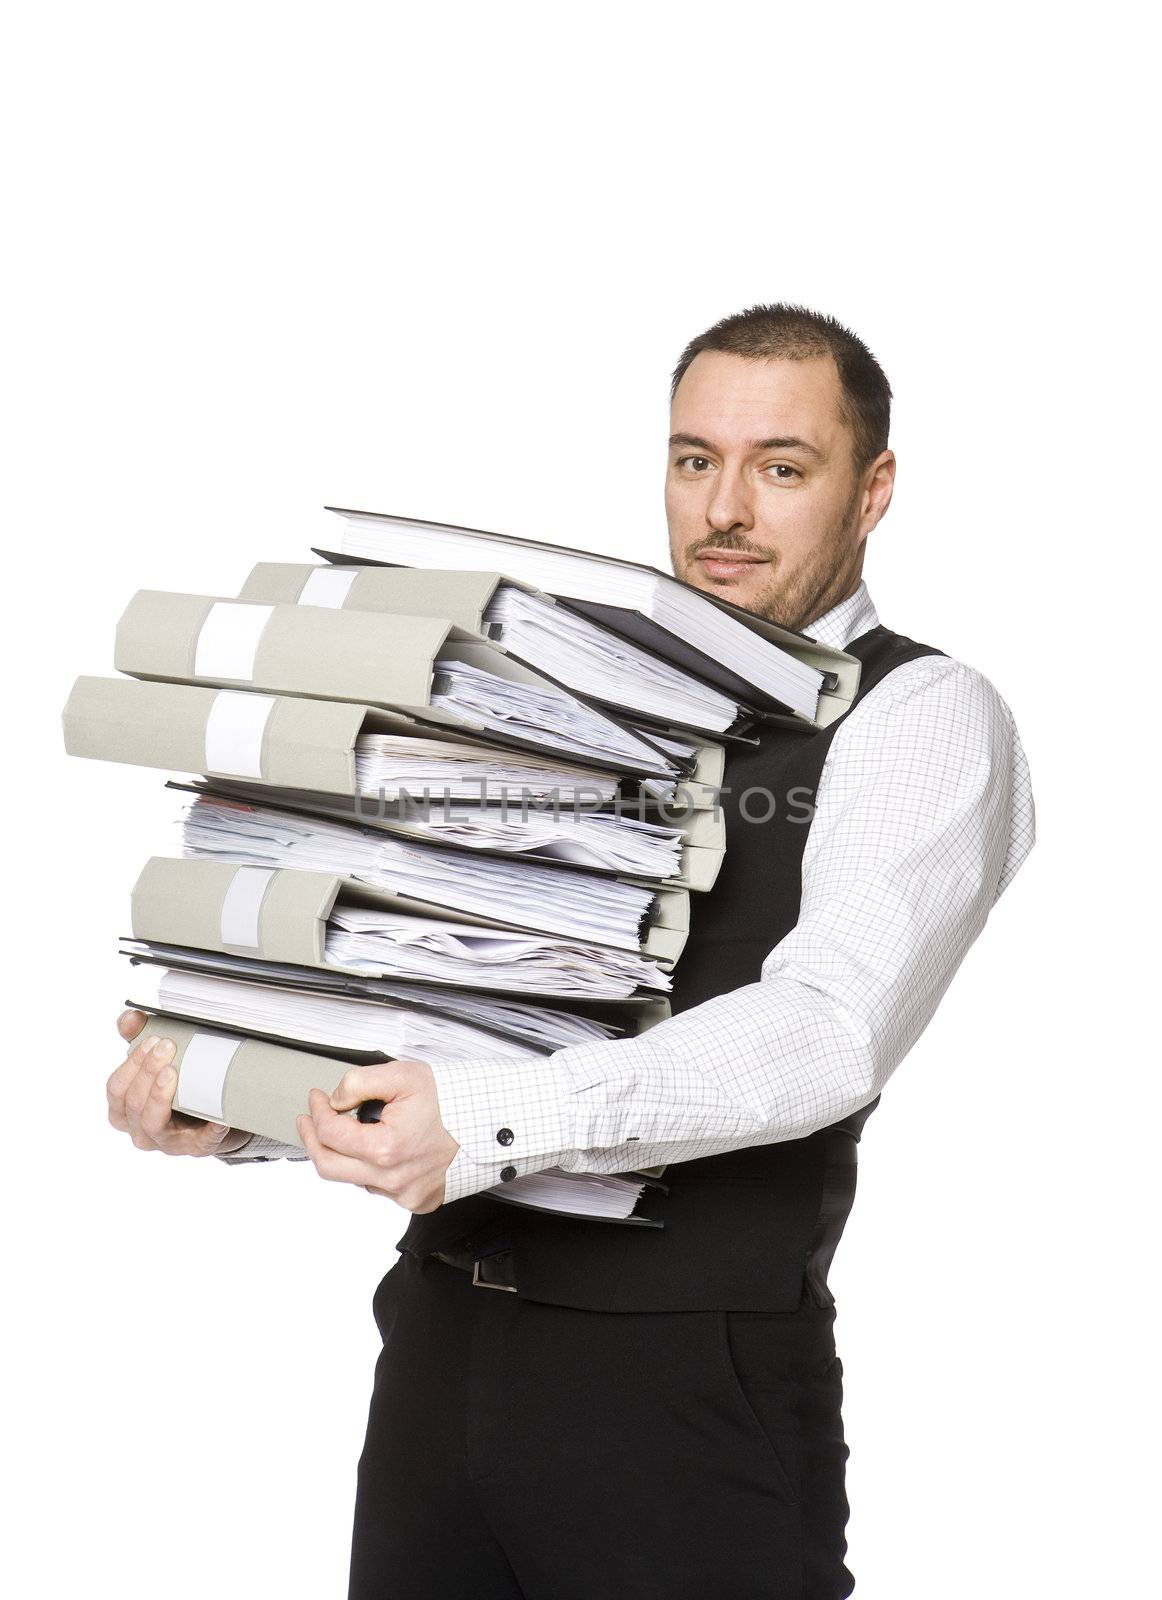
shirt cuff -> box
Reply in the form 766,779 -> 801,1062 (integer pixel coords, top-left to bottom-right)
428,1055 -> 579,1204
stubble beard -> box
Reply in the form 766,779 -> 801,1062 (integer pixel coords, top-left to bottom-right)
717,482 -> 865,632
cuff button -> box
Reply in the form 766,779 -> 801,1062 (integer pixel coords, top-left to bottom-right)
496,1127 -> 515,1146
500,1165 -> 517,1182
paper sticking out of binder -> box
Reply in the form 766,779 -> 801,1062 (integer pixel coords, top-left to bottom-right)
130,965 -> 623,1061
174,776 -> 726,893
130,856 -> 680,999
317,505 -> 861,727
122,941 -> 672,1051
140,968 -> 610,1063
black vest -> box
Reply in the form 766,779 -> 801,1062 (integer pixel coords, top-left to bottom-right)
396,624 -> 944,1310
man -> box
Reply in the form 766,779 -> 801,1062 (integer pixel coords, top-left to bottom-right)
108,303 -> 1034,1598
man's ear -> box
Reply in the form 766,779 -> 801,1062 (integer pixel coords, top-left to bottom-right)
858,450 -> 895,541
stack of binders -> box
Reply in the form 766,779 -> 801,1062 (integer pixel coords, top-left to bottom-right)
62,508 -> 860,1224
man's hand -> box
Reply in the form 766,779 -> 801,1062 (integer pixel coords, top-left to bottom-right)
297,1059 -> 459,1213
106,1010 -> 252,1156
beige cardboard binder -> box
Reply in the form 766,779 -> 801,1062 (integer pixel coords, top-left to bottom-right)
642,738 -> 726,889
130,856 -> 690,969
61,676 -> 619,800
649,733 -> 725,811
64,675 -> 376,795
113,590 -> 675,779
670,806 -> 725,893
133,1013 -> 347,1148
238,561 -> 516,635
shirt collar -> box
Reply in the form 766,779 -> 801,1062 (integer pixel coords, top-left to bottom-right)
802,580 -> 879,650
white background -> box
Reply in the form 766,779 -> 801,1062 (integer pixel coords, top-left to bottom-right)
3,4 -> 1156,1596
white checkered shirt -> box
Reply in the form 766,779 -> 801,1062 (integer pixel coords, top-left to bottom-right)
221,582 -> 1035,1189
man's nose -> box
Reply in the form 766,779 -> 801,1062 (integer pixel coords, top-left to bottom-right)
705,464 -> 754,533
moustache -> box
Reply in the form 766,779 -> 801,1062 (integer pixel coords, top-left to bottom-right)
685,537 -> 772,561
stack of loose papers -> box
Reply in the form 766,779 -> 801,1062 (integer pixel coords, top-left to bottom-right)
430,658 -> 667,769
351,735 -> 622,803
354,733 -> 679,808
149,969 -> 604,1060
325,907 -> 671,998
483,584 -> 742,733
351,796 -> 682,874
487,1169 -> 650,1221
189,785 -> 685,874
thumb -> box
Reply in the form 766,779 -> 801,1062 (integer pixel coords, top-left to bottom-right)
328,1064 -> 403,1112
118,1008 -> 148,1044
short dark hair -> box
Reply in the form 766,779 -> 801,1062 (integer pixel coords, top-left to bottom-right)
671,302 -> 892,471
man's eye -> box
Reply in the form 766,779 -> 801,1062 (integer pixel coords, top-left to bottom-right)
680,455 -> 712,472
766,464 -> 800,480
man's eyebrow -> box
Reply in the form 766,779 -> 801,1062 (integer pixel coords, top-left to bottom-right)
668,432 -> 823,458
751,435 -> 823,458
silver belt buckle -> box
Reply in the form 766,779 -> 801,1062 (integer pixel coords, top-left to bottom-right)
472,1254 -> 517,1292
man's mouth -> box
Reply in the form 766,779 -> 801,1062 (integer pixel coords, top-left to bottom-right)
691,549 -> 770,581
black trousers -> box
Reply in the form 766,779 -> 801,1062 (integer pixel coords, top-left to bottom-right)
348,1251 -> 854,1600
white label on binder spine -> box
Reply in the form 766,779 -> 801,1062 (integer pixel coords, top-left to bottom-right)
194,602 -> 274,681
204,691 -> 275,778
299,567 -> 358,608
220,866 -> 275,948
177,1032 -> 241,1123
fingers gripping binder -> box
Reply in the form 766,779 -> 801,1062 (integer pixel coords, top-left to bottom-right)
133,1014 -> 351,1148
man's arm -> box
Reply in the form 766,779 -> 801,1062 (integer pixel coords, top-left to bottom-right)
427,656 -> 1036,1204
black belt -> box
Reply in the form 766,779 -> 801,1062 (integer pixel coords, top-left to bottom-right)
429,1135 -> 858,1302
431,1243 -> 518,1291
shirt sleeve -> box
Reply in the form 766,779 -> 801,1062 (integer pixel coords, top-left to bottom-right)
216,1133 -> 311,1164
430,656 -> 1036,1205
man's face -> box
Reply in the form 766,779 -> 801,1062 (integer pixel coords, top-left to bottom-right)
666,350 -> 893,631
